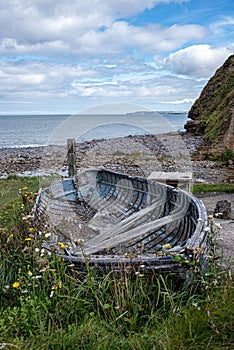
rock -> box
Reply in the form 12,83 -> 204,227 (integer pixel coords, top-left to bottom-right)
214,200 -> 232,219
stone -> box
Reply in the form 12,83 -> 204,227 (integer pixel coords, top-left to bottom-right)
214,200 -> 232,219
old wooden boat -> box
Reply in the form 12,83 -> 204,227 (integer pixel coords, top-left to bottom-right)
34,168 -> 208,272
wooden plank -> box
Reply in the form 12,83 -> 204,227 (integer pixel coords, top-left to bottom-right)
67,139 -> 77,177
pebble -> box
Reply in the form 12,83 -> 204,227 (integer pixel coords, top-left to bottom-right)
0,134 -> 233,183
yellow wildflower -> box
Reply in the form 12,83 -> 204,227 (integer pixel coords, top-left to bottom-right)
0,228 -> 7,235
58,242 -> 66,249
22,186 -> 28,190
27,270 -> 32,277
162,243 -> 171,250
12,282 -> 20,288
25,237 -> 32,241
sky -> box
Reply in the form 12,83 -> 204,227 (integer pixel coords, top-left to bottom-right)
0,0 -> 233,115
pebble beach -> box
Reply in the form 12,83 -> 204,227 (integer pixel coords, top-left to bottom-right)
0,133 -> 233,184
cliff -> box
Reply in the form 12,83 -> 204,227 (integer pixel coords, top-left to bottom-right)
184,54 -> 234,159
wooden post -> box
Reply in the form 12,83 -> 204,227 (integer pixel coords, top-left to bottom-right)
67,139 -> 77,177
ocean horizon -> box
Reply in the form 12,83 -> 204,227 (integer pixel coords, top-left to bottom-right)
0,112 -> 188,148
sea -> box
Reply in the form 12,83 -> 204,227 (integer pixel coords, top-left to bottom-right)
0,112 -> 188,148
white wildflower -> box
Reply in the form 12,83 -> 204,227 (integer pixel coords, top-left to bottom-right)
215,212 -> 223,217
45,232 -> 51,238
215,223 -> 222,229
39,268 -> 47,273
31,275 -> 42,279
192,302 -> 200,310
135,271 -> 144,277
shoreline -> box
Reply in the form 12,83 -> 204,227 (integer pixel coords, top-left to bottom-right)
0,134 -> 233,184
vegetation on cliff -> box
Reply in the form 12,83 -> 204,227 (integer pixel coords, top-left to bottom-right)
185,54 -> 234,157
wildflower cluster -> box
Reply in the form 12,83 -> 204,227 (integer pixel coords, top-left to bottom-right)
0,181 -> 66,304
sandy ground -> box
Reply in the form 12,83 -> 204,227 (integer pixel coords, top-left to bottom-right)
198,193 -> 234,270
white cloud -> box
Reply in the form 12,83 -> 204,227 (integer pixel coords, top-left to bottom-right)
0,21 -> 206,57
210,16 -> 234,34
0,0 -> 232,113
0,61 -> 95,98
97,22 -> 206,54
0,0 -> 187,31
0,57 -> 200,109
0,0 -> 203,57
0,0 -> 186,42
0,39 -> 69,56
162,45 -> 233,77
161,98 -> 195,104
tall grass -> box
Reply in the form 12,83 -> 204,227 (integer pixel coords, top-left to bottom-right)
0,176 -> 233,349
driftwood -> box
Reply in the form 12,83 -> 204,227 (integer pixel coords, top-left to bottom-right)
67,139 -> 77,177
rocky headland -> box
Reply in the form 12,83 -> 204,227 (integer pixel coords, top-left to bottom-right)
184,54 -> 234,161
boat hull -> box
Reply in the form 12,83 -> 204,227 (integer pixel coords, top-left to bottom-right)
34,168 -> 208,271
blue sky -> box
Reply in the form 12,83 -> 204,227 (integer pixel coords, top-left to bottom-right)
0,0 -> 233,114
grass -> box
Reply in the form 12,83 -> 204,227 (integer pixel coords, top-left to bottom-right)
0,176 -> 233,349
0,174 -> 39,207
193,183 -> 234,195
203,148 -> 234,165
